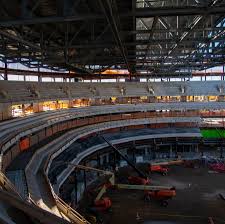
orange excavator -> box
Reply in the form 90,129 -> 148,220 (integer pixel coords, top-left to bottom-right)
144,187 -> 176,207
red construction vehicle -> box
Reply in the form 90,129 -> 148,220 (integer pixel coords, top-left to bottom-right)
148,164 -> 169,175
144,187 -> 176,206
209,163 -> 225,173
128,176 -> 150,185
93,197 -> 112,212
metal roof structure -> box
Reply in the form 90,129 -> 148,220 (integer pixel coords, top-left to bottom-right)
0,0 -> 225,78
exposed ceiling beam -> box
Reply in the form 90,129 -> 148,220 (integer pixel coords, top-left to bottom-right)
0,29 -> 41,50
98,0 -> 131,77
142,16 -> 158,65
164,0 -> 224,58
0,6 -> 225,26
44,37 -> 225,49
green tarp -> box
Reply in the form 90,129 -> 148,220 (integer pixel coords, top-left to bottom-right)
201,129 -> 225,138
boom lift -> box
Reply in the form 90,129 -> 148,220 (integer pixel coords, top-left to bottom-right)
144,187 -> 176,207
148,164 -> 169,175
94,136 -> 176,207
100,135 -> 150,185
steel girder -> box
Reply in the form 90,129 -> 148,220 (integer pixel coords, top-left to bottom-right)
0,6 -> 225,26
0,0 -> 225,76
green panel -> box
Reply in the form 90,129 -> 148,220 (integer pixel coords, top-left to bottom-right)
201,129 -> 225,138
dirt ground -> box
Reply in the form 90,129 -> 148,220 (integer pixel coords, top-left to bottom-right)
81,164 -> 225,224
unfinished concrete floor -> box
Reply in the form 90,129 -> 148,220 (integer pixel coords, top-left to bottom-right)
96,165 -> 225,224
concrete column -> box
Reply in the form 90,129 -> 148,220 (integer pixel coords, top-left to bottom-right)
68,100 -> 74,108
218,95 -> 224,102
153,144 -> 157,159
147,147 -> 151,159
100,155 -> 104,165
0,103 -> 12,121
149,96 -> 156,103
170,145 -> 173,158
132,147 -> 135,163
104,153 -> 109,164
74,170 -> 78,204
97,154 -> 100,168
83,162 -> 87,189
220,146 -> 224,158
145,147 -> 148,156
56,101 -> 60,109
180,96 -> 186,102
89,99 -> 95,106
38,75 -> 42,82
21,104 -> 26,115
195,144 -> 199,153
4,61 -> 8,80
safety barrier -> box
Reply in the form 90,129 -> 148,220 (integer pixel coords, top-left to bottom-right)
43,150 -> 115,223
54,195 -> 90,224
39,129 -> 116,223
0,171 -> 22,199
0,189 -> 71,224
0,103 -> 208,171
1,102 -> 225,171
24,127 -> 100,222
43,170 -> 90,224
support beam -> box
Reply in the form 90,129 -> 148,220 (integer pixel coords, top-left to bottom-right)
0,29 -> 41,50
143,16 -> 158,65
4,60 -> 7,80
0,6 -> 224,26
98,0 -> 131,78
163,0 -> 224,62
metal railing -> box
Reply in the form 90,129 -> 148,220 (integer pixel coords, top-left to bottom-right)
53,191 -> 90,224
1,102 -> 225,168
42,154 -> 91,224
0,171 -> 23,199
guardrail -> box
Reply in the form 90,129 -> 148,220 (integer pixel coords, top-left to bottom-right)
1,102 -> 225,171
42,137 -> 117,223
45,117 -> 201,180
43,153 -> 91,224
54,195 -> 90,224
0,171 -> 23,199
0,189 -> 71,224
55,130 -> 202,191
44,173 -> 90,224
43,148 -> 116,223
